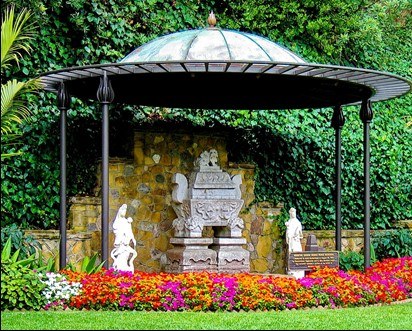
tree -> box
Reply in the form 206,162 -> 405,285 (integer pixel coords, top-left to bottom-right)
1,5 -> 39,160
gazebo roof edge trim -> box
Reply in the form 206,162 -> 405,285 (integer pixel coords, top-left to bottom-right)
39,60 -> 412,105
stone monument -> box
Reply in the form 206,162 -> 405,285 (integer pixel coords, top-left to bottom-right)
287,234 -> 339,277
110,204 -> 137,272
165,149 -> 250,273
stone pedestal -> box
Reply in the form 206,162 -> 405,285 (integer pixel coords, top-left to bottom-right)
211,237 -> 250,273
165,238 -> 217,273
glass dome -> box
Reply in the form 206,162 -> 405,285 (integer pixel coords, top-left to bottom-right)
120,28 -> 306,63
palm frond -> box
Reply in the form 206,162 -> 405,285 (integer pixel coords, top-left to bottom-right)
1,78 -> 39,135
1,5 -> 37,161
1,148 -> 23,159
1,5 -> 36,73
1,133 -> 24,159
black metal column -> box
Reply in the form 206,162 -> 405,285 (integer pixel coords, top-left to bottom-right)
57,82 -> 70,270
97,72 -> 114,269
331,105 -> 345,251
360,99 -> 373,270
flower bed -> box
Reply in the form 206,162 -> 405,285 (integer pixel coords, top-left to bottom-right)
56,257 -> 411,312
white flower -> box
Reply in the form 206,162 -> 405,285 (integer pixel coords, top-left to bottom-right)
39,272 -> 82,307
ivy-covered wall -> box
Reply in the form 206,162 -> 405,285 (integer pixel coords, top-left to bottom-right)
1,0 -> 411,234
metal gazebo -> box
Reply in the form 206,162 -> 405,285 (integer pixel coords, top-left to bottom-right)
38,14 -> 411,271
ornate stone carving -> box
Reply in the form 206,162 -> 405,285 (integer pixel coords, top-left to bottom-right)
193,148 -> 221,172
166,149 -> 250,273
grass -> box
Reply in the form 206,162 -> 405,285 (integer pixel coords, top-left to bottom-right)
1,301 -> 411,330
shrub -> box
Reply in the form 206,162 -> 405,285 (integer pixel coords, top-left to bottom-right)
339,250 -> 365,272
372,229 -> 412,260
0,230 -> 57,273
1,262 -> 46,311
0,237 -> 57,311
1,237 -> 46,310
339,245 -> 377,272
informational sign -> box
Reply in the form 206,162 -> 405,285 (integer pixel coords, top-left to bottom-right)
288,251 -> 339,271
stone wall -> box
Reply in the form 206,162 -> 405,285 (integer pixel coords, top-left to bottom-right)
302,230 -> 368,253
28,130 -> 286,273
102,131 -> 287,273
25,230 -> 95,271
27,130 -> 406,274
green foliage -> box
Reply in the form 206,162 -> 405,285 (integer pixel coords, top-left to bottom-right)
65,252 -> 105,274
1,5 -> 36,71
372,229 -> 412,260
33,252 -> 58,273
1,235 -> 56,271
1,0 -> 411,232
0,236 -> 57,310
82,253 -> 104,274
1,237 -> 47,310
79,252 -> 105,274
339,250 -> 365,272
219,0 -> 412,71
1,262 -> 47,310
1,237 -> 25,264
267,207 -> 289,237
339,244 -> 377,272
1,4 -> 41,159
0,223 -> 41,258
1,118 -> 63,229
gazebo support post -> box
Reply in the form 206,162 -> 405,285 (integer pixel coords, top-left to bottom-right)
57,82 -> 70,270
331,105 -> 345,251
360,99 -> 373,270
97,72 -> 115,269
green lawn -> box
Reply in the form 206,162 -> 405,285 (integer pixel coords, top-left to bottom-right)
1,302 -> 411,330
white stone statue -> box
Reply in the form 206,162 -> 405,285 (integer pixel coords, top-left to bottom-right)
110,204 -> 137,272
285,207 -> 303,253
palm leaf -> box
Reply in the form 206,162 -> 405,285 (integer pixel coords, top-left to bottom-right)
1,78 -> 39,134
1,133 -> 24,159
1,5 -> 38,160
1,5 -> 36,73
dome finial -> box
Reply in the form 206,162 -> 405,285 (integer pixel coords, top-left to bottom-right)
207,11 -> 216,27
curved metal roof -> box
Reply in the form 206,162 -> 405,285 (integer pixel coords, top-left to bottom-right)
39,25 -> 411,110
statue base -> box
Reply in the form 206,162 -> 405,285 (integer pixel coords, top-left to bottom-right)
211,237 -> 250,273
165,238 -> 218,273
